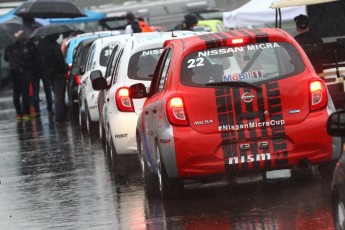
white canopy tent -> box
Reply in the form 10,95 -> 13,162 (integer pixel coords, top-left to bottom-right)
222,0 -> 306,29
270,0 -> 339,8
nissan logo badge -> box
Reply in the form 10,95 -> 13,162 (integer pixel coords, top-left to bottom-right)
241,92 -> 254,103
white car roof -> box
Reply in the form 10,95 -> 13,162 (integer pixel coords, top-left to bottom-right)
119,31 -> 208,51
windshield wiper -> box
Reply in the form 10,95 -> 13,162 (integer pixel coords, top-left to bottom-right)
205,81 -> 262,92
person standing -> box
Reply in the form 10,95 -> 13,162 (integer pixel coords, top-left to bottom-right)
41,34 -> 68,122
31,37 -> 54,117
125,12 -> 142,34
174,13 -> 198,31
294,14 -> 322,46
294,14 -> 323,73
4,30 -> 34,121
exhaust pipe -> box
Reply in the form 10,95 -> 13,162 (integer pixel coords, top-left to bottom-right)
293,159 -> 312,171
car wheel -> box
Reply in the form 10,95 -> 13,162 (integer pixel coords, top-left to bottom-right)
105,124 -> 111,156
332,188 -> 345,230
69,101 -> 79,122
99,121 -> 106,149
78,101 -> 85,131
137,136 -> 159,196
85,104 -> 97,136
157,146 -> 183,199
109,136 -> 118,164
105,124 -> 117,165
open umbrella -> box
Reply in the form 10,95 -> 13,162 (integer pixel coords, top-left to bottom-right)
0,22 -> 32,50
14,0 -> 86,19
5,16 -> 49,28
29,24 -> 81,38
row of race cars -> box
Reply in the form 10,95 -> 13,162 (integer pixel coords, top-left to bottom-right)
64,28 -> 345,228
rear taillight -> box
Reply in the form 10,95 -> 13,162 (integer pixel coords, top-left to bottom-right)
166,96 -> 189,126
74,75 -> 81,85
309,80 -> 327,111
116,87 -> 134,112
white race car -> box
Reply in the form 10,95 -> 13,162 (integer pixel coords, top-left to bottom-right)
90,31 -> 207,161
77,34 -> 121,134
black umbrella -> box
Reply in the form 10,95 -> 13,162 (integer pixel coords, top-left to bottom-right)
14,0 -> 86,19
0,22 -> 32,50
5,17 -> 49,28
29,24 -> 81,38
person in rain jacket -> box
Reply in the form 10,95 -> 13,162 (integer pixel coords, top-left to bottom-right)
31,37 -> 53,117
40,34 -> 68,122
125,11 -> 142,33
4,30 -> 35,121
173,13 -> 199,31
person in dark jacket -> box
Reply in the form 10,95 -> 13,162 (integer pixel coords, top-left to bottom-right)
125,11 -> 142,34
41,34 -> 68,122
31,37 -> 53,117
294,14 -> 322,46
294,14 -> 323,73
174,13 -> 198,31
4,30 -> 34,121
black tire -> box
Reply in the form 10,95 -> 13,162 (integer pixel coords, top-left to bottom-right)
109,138 -> 117,164
332,188 -> 345,230
78,101 -> 86,131
69,101 -> 79,122
137,136 -> 159,196
85,104 -> 97,136
157,147 -> 183,199
105,125 -> 112,157
99,121 -> 106,150
105,125 -> 118,165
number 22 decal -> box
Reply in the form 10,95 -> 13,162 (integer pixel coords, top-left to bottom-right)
187,57 -> 205,68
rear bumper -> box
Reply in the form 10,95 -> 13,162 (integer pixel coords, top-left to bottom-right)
163,111 -> 340,178
108,112 -> 138,155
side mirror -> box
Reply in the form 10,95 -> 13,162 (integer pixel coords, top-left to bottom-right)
327,110 -> 345,136
129,83 -> 148,99
90,70 -> 107,90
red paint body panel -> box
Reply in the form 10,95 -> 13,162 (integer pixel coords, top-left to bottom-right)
139,28 -> 339,180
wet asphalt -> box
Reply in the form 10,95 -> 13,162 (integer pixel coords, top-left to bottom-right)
0,84 -> 336,230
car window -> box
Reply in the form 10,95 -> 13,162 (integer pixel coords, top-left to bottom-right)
104,44 -> 118,79
157,50 -> 172,92
127,48 -> 163,81
111,48 -> 124,85
85,44 -> 96,72
99,43 -> 117,67
73,42 -> 93,68
180,42 -> 305,86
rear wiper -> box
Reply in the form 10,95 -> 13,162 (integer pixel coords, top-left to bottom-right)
205,81 -> 262,92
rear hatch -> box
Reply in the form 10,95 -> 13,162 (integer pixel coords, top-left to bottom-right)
126,47 -> 163,115
179,41 -> 310,138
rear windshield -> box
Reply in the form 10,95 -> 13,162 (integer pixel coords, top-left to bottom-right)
99,44 -> 117,67
180,42 -> 305,86
127,48 -> 163,81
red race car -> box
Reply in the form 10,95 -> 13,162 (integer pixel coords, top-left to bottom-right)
130,28 -> 341,199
